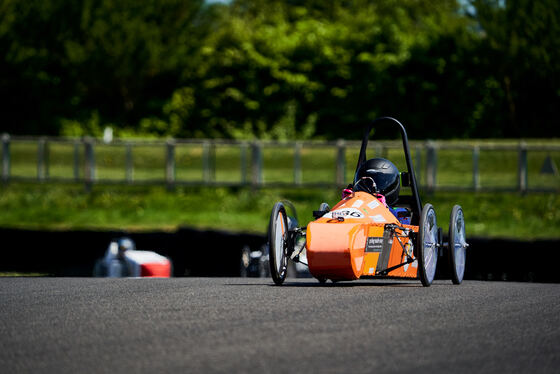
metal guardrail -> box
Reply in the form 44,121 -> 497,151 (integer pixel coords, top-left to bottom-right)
1,134 -> 559,192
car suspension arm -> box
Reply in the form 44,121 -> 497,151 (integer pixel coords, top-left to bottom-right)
376,257 -> 416,276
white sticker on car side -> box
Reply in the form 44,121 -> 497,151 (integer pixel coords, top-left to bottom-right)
367,200 -> 380,209
352,200 -> 364,208
370,215 -> 386,223
323,208 -> 365,219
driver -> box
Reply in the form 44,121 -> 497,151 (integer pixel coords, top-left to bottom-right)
93,237 -> 135,277
117,237 -> 135,259
347,158 -> 411,224
353,158 -> 400,207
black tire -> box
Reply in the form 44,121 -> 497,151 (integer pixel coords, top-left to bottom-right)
448,205 -> 467,284
418,203 -> 439,287
268,202 -> 289,285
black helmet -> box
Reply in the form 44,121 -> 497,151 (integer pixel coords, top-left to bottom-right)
354,158 -> 400,205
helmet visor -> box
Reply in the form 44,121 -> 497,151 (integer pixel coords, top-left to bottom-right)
368,170 -> 398,192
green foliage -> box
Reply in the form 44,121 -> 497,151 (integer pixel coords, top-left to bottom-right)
468,0 -> 560,137
1,0 -> 210,135
170,0 -> 467,139
1,0 -> 559,139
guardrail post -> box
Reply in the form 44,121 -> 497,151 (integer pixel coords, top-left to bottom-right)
210,143 -> 216,182
45,139 -> 50,180
375,144 -> 383,158
240,143 -> 248,185
125,142 -> 133,183
166,139 -> 175,189
473,145 -> 480,191
2,134 -> 10,183
294,142 -> 302,185
37,137 -> 47,181
73,140 -> 80,181
202,141 -> 209,183
336,140 -> 345,186
84,138 -> 95,192
414,145 -> 422,186
426,141 -> 437,193
518,142 -> 528,193
202,141 -> 216,183
251,142 -> 263,187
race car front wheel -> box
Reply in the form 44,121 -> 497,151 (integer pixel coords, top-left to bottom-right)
448,205 -> 467,284
418,203 -> 439,287
268,202 -> 289,285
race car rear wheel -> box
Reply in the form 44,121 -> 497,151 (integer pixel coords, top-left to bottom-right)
448,205 -> 467,284
418,203 -> 439,287
268,202 -> 289,285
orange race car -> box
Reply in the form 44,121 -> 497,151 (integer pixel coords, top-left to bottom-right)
267,117 -> 468,286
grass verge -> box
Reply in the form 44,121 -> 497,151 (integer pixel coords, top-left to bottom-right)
0,182 -> 559,239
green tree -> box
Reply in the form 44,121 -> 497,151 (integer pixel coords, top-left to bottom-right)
166,0 -> 467,139
468,0 -> 560,137
0,0 -> 214,135
2,0 -> 559,139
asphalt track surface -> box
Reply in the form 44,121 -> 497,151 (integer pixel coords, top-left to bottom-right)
1,278 -> 559,374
